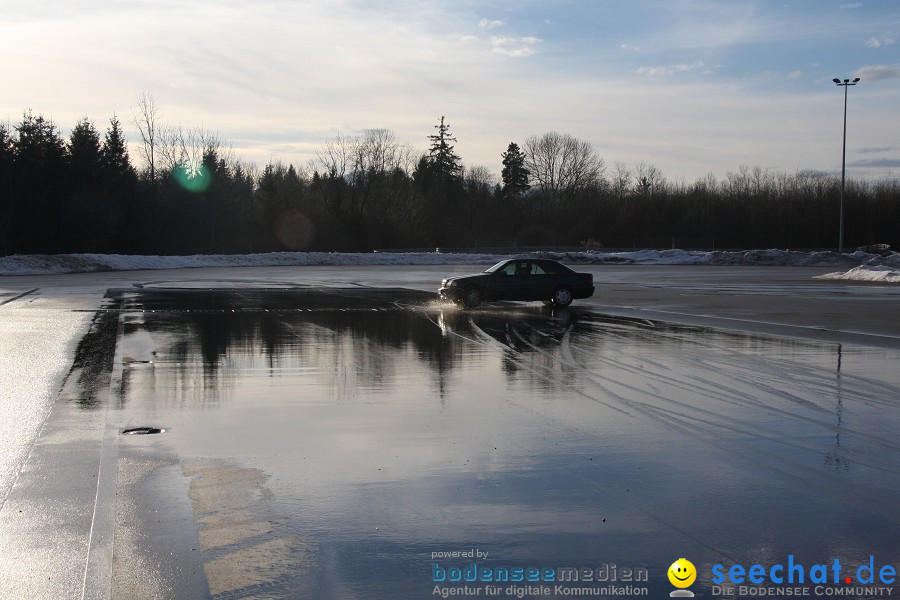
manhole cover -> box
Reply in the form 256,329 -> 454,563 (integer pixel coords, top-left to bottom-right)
122,427 -> 165,435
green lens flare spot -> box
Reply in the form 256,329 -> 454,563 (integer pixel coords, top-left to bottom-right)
173,163 -> 211,193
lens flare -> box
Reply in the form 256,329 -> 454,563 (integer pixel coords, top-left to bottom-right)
274,210 -> 315,250
173,163 -> 211,193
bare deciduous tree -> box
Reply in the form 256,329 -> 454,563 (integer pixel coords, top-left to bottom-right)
355,129 -> 396,174
523,132 -> 605,202
311,129 -> 415,224
612,161 -> 631,198
133,93 -> 239,181
131,91 -> 160,181
634,162 -> 665,196
159,124 -> 232,175
313,132 -> 355,180
462,165 -> 497,189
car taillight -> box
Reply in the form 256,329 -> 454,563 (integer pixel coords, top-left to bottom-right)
589,274 -> 593,285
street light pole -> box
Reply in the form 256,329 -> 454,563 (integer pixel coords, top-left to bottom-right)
832,77 -> 859,253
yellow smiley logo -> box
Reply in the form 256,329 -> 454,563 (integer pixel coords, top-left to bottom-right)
668,558 -> 697,588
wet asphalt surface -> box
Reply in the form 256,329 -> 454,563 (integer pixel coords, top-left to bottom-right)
1,267 -> 900,599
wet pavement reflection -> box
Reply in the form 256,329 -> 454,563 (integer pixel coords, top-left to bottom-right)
99,287 -> 900,598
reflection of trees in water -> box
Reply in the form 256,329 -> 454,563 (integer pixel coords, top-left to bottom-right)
122,290 -> 606,405
446,308 -> 589,392
288,310 -> 460,403
432,306 -> 602,397
123,290 -> 863,407
125,290 -> 464,404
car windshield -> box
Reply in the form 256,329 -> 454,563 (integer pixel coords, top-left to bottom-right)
484,260 -> 511,273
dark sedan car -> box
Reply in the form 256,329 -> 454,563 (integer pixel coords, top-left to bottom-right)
438,259 -> 594,308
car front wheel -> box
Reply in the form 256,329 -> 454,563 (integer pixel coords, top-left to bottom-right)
552,286 -> 573,307
462,286 -> 483,308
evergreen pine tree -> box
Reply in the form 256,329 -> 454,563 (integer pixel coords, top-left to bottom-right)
100,115 -> 135,178
501,142 -> 530,197
0,124 -> 11,157
68,117 -> 102,188
98,115 -> 137,252
0,125 -> 13,254
13,112 -> 68,252
66,118 -> 107,251
426,116 -> 462,178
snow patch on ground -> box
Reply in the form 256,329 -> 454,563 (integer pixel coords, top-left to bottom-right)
814,251 -> 900,283
815,265 -> 900,283
0,252 -> 501,275
0,249 -> 897,278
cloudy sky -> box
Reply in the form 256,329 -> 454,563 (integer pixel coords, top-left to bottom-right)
2,0 -> 898,182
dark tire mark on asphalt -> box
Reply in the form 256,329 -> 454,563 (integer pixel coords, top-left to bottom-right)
0,288 -> 39,307
63,291 -> 123,408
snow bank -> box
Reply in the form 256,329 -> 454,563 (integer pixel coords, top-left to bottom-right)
1,249 -> 897,277
815,266 -> 900,283
0,251 -> 498,275
532,248 -> 881,267
813,252 -> 900,283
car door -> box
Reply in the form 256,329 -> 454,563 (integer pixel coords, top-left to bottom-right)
485,260 -> 519,300
515,260 -> 543,300
489,260 -> 531,300
509,260 -> 535,300
527,261 -> 556,300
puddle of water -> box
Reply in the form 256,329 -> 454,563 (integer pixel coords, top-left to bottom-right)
111,289 -> 900,598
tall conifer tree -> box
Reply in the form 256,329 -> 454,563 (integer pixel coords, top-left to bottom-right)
501,142 -> 530,197
426,116 -> 461,178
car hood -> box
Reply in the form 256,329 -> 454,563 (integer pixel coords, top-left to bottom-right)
442,273 -> 487,284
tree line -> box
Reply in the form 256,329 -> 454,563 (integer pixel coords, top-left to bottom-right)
1,106 -> 897,257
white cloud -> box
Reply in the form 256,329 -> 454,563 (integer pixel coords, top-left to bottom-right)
855,64 -> 900,81
620,43 -> 640,52
675,62 -> 705,72
479,18 -> 503,30
490,36 -> 541,58
847,158 -> 900,168
839,2 -> 863,8
858,146 -> 898,154
637,61 -> 707,77
636,65 -> 670,77
866,36 -> 896,48
788,70 -> 804,79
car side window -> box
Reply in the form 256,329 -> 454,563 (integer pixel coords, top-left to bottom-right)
500,262 -> 517,275
531,263 -> 546,275
515,261 -> 532,276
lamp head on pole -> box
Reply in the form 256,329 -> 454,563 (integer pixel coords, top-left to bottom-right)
833,78 -> 841,84
852,77 -> 860,83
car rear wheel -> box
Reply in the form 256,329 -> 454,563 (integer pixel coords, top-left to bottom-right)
462,286 -> 482,308
552,286 -> 573,307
